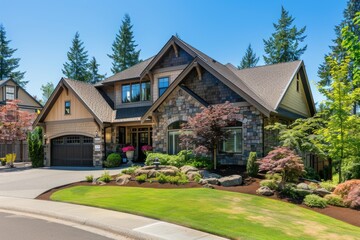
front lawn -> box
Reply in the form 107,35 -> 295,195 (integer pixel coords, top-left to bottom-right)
51,186 -> 360,240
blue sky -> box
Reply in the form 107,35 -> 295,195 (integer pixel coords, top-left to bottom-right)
0,0 -> 347,103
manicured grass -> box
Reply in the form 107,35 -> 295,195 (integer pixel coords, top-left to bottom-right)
51,186 -> 360,240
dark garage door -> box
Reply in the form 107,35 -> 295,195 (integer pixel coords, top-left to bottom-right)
51,135 -> 93,166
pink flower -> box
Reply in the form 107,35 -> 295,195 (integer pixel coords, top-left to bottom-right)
122,146 -> 135,152
141,145 -> 153,151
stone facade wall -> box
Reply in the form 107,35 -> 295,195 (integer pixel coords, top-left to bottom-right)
182,68 -> 244,104
43,119 -> 104,167
152,86 -> 264,165
153,87 -> 203,152
153,47 -> 193,70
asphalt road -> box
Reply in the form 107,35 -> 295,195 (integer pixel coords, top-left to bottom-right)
0,211 -> 123,240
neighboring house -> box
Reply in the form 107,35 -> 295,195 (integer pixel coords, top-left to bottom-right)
34,36 -> 316,167
0,78 -> 43,161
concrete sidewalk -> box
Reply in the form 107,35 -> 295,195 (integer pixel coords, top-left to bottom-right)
0,196 -> 227,240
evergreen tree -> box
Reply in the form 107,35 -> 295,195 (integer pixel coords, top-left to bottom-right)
0,24 -> 27,87
108,14 -> 140,73
89,57 -> 105,84
62,32 -> 90,82
238,44 -> 259,69
263,6 -> 307,64
318,0 -> 360,113
40,82 -> 54,103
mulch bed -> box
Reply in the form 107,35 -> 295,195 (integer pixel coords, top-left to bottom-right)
36,174 -> 360,228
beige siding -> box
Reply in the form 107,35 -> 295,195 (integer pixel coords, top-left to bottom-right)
153,69 -> 183,102
279,72 -> 310,117
103,85 -> 115,103
45,88 -> 93,122
17,88 -> 41,108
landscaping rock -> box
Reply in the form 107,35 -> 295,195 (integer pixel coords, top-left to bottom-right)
199,170 -> 222,179
180,165 -> 198,174
134,166 -> 179,177
158,169 -> 177,176
202,183 -> 215,189
116,174 -> 131,185
186,171 -> 200,181
256,186 -> 274,196
218,175 -> 242,187
97,180 -> 106,186
297,183 -> 310,190
199,178 -> 219,185
314,188 -> 331,197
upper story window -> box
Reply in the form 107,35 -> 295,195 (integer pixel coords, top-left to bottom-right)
64,101 -> 71,115
5,86 -> 15,100
122,81 -> 151,103
158,77 -> 169,97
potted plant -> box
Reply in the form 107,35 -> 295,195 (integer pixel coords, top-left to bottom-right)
122,145 -> 135,163
141,145 -> 153,156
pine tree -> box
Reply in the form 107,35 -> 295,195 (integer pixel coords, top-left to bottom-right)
238,44 -> 259,69
108,14 -> 140,73
40,82 -> 54,103
62,32 -> 90,82
263,6 -> 307,64
89,57 -> 105,84
318,0 -> 360,113
0,24 -> 27,87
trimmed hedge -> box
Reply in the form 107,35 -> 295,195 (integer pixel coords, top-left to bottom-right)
104,153 -> 122,168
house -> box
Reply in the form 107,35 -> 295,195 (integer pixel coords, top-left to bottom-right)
33,36 -> 315,167
0,78 -> 43,161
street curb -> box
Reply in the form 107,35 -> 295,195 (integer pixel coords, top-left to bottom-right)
0,203 -> 159,240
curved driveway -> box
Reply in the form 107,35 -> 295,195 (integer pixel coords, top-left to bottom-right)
0,167 -> 122,198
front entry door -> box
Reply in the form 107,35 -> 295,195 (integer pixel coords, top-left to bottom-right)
130,127 -> 152,162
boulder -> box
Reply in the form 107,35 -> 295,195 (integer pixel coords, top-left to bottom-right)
218,175 -> 242,187
256,186 -> 274,196
202,183 -> 215,189
314,188 -> 331,197
116,174 -> 131,185
97,180 -> 106,186
158,169 -> 177,176
180,165 -> 198,174
199,178 -> 219,185
297,183 -> 310,190
187,171 -> 200,181
135,166 -> 179,177
199,170 -> 222,179
134,169 -> 150,176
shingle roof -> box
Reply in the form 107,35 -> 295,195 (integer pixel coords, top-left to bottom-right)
225,61 -> 302,110
115,106 -> 151,120
101,57 -> 155,84
63,78 -> 113,123
0,79 -> 9,86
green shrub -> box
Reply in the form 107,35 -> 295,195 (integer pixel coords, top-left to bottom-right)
145,153 -> 183,167
104,153 -> 122,168
1,159 -> 6,166
304,166 -> 320,181
260,180 -> 278,190
135,174 -> 147,183
320,181 -> 337,192
246,152 -> 259,177
98,171 -> 112,183
324,194 -> 344,207
194,174 -> 202,183
293,188 -> 312,199
308,182 -> 319,190
265,173 -> 282,182
155,172 -> 189,185
303,194 -> 327,208
85,175 -> 94,182
28,127 -> 44,168
121,166 -> 140,175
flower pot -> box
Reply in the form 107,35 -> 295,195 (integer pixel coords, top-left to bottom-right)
126,151 -> 134,161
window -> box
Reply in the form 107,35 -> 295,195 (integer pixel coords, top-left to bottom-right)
158,77 -> 169,97
141,82 -> 151,101
296,73 -> 300,92
219,127 -> 243,153
5,86 -> 15,100
122,81 -> 151,103
131,83 -> 140,102
64,101 -> 71,115
168,121 -> 186,155
122,84 -> 131,103
105,127 -> 112,143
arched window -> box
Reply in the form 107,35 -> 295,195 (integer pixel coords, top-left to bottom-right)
168,121 -> 186,155
219,121 -> 243,154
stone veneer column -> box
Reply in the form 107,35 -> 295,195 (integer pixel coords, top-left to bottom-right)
93,129 -> 104,167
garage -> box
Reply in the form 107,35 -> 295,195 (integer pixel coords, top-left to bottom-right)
51,135 -> 93,166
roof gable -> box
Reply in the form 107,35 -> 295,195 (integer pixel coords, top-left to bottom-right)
34,78 -> 113,127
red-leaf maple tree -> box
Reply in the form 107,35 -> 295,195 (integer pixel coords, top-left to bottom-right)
180,102 -> 241,169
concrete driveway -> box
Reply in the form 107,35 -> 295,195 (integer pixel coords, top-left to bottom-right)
0,167 -> 124,199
